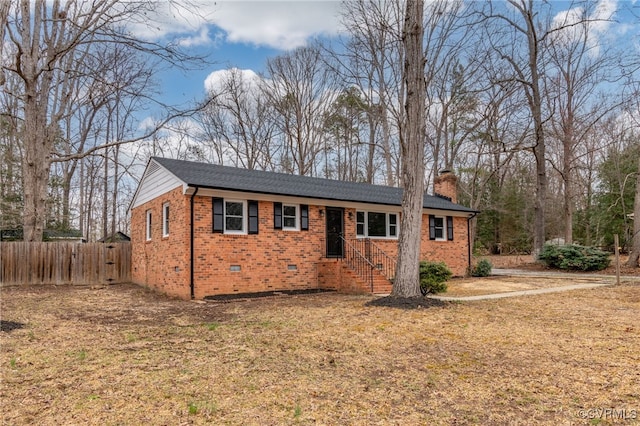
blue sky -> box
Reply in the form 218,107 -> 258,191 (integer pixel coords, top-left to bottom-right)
141,1 -> 345,109
136,0 -> 638,115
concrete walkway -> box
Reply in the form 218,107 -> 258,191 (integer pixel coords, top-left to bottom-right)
428,282 -> 611,301
427,268 -> 639,302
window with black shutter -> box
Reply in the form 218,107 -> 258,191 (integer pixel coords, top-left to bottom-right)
301,205 -> 309,230
274,202 -> 283,229
429,215 -> 446,241
248,200 -> 259,234
212,198 -> 224,233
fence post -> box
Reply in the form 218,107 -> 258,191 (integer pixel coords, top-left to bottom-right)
614,234 -> 620,286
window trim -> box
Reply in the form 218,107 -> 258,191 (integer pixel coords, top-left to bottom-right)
162,202 -> 170,237
282,203 -> 299,231
356,210 -> 399,239
429,215 -> 454,241
224,199 -> 247,234
214,198 -> 254,235
432,215 -> 446,241
146,209 -> 152,241
275,202 -> 307,231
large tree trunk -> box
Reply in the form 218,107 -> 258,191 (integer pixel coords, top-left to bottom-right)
392,0 -> 425,298
626,156 -> 640,267
21,76 -> 53,241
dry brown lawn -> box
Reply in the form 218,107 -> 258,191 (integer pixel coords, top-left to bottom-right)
1,280 -> 639,425
444,275 -> 612,297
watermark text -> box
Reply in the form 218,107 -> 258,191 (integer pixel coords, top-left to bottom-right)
578,408 -> 637,421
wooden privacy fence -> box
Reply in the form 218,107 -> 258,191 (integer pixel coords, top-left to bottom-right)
0,242 -> 131,286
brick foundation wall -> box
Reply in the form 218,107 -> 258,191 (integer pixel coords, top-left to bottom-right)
131,191 -> 471,299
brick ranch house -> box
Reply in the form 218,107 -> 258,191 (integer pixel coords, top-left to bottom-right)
129,157 -> 478,299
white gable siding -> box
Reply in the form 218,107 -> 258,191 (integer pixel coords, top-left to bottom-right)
130,160 -> 185,209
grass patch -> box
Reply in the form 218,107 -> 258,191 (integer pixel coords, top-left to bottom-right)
1,282 -> 639,425
205,322 -> 220,331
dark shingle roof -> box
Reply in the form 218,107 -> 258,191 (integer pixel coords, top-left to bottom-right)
152,157 -> 477,214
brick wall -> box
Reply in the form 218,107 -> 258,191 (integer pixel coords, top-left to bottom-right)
434,171 -> 458,203
131,186 -> 191,299
191,199 -> 326,298
131,191 -> 471,299
346,216 -> 470,277
420,216 -> 470,276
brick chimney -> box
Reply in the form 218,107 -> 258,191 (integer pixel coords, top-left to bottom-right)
434,170 -> 457,203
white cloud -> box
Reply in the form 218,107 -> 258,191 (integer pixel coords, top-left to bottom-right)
210,1 -> 343,50
177,27 -> 214,47
126,1 -> 344,51
204,68 -> 263,94
550,0 -> 618,55
123,1 -> 214,41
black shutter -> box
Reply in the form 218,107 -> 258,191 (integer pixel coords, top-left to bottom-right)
274,202 -> 282,229
429,215 -> 436,240
213,198 -> 224,233
248,200 -> 259,234
301,204 -> 309,231
447,216 -> 454,241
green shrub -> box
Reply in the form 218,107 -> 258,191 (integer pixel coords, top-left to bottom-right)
538,244 -> 610,271
471,259 -> 493,277
419,261 -> 452,295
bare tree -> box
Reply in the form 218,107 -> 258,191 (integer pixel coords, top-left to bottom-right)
545,3 -> 621,244
481,0 -> 557,257
458,73 -> 528,252
263,46 -> 338,176
3,0 -> 206,241
392,0 -> 425,298
0,1 -> 9,87
322,87 -> 370,181
422,0 -> 481,185
199,68 -> 277,170
333,0 -> 404,185
0,72 -> 23,231
627,155 -> 640,267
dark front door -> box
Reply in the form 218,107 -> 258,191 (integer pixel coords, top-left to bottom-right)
325,207 -> 344,257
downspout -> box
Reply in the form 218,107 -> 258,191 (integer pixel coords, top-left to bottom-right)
190,186 -> 199,300
467,212 -> 478,275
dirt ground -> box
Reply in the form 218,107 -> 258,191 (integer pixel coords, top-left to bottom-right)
1,261 -> 639,425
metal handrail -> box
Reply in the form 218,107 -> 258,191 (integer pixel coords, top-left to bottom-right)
338,235 -> 376,292
348,238 -> 397,282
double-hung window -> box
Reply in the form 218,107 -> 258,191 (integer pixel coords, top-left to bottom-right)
146,210 -> 152,241
356,211 -> 398,238
429,215 -> 454,241
162,203 -> 170,237
274,203 -> 309,231
225,200 -> 245,232
213,198 -> 259,234
283,204 -> 298,230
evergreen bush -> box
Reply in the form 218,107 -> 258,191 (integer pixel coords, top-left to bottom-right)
471,259 -> 493,277
419,261 -> 452,295
538,244 -> 610,271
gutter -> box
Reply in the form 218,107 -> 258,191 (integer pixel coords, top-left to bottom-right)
190,186 -> 199,300
467,212 -> 478,274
